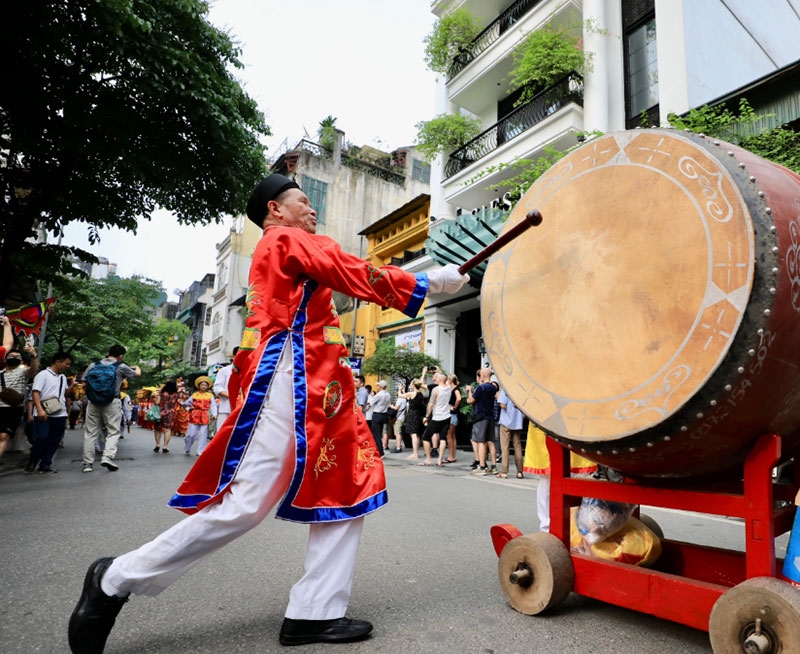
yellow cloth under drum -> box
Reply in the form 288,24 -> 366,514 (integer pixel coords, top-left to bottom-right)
523,424 -> 597,475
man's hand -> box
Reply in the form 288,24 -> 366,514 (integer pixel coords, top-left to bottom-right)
427,264 -> 470,294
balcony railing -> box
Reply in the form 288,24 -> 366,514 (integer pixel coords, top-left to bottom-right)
443,73 -> 583,180
447,0 -> 545,80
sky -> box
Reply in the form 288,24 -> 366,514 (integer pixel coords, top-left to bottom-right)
62,0 -> 438,300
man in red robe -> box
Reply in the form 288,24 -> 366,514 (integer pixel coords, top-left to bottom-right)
68,174 -> 468,652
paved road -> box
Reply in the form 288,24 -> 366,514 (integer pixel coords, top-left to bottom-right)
0,425 -> 780,653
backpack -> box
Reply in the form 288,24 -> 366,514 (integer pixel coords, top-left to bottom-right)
85,361 -> 120,405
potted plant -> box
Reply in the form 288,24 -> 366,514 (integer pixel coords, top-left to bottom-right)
415,113 -> 483,162
423,7 -> 480,75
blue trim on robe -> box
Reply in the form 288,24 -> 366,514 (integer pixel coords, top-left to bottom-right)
168,331 -> 288,510
404,274 -> 429,318
169,276 -> 390,523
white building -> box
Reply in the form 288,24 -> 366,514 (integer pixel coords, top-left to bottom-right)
425,0 -> 800,379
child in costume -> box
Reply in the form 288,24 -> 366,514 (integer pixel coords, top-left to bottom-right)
183,376 -> 213,456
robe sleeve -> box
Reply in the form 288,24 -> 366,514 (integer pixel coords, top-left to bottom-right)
266,228 -> 428,318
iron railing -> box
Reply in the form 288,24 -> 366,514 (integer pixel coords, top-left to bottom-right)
342,155 -> 405,186
447,0 -> 545,80
443,73 -> 583,180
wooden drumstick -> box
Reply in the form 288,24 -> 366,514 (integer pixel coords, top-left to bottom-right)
457,210 -> 543,275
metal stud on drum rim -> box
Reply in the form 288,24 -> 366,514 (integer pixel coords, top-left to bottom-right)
497,533 -> 574,615
709,577 -> 800,653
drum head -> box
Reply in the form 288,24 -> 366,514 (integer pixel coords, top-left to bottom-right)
483,130 -> 755,444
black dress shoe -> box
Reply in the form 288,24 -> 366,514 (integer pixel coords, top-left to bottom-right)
279,617 -> 373,646
68,557 -> 128,654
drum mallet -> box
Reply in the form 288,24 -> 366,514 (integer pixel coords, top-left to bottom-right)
457,210 -> 543,275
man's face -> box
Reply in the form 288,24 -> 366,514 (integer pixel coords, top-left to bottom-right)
354,378 -> 363,389
55,358 -> 73,374
269,188 -> 317,234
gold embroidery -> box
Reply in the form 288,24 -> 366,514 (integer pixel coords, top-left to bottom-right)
338,356 -> 351,368
239,327 -> 261,351
244,284 -> 259,319
323,326 -> 346,346
367,264 -> 385,286
315,438 -> 338,479
357,439 -> 377,471
383,293 -> 397,308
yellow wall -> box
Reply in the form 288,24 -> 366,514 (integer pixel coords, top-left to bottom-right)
338,199 -> 429,386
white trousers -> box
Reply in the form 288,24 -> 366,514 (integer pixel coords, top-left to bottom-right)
184,422 -> 208,455
102,350 -> 365,620
536,475 -> 550,533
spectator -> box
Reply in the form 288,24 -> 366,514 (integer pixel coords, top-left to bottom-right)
80,344 -> 141,473
212,347 -> 238,430
467,368 -> 498,475
398,379 -> 424,459
388,387 -> 407,453
0,348 -> 36,462
354,375 -> 368,413
364,385 -> 374,432
370,379 -> 390,456
496,387 -> 524,479
420,372 -> 450,467
437,375 -> 461,465
25,350 -> 73,474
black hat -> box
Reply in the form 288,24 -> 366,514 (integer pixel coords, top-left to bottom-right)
246,174 -> 301,227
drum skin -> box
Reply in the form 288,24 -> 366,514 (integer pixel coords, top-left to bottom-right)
482,129 -> 800,480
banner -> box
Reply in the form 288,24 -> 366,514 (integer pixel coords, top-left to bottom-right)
5,297 -> 57,337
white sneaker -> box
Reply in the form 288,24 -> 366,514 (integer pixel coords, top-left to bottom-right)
100,459 -> 119,472
82,464 -> 93,473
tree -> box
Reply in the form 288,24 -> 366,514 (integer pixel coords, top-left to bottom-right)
1,1 -> 271,304
423,7 -> 480,75
42,275 -> 164,371
317,115 -> 338,152
415,113 -> 483,161
125,318 -> 193,388
362,343 -> 441,388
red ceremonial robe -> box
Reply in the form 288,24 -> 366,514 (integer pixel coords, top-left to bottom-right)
168,226 -> 428,523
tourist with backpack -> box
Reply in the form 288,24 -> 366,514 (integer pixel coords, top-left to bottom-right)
80,344 -> 141,473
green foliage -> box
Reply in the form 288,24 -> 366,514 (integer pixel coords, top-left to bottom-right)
667,99 -> 800,175
0,1 -> 271,303
508,23 -> 585,105
125,318 -> 193,388
423,7 -> 481,74
42,275 -> 165,371
361,343 -> 441,388
318,115 -> 338,152
415,113 -> 483,161
468,131 -> 603,204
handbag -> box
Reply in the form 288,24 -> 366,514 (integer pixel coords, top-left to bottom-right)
0,372 -> 24,407
145,404 -> 161,422
40,376 -> 64,415
387,406 -> 398,419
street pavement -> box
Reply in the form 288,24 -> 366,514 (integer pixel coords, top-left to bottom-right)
0,424 -> 775,653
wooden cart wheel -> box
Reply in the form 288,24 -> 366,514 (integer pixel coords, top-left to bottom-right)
497,533 -> 574,615
709,577 -> 800,653
638,513 -> 665,540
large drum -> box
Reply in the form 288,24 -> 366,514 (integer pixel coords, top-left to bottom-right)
483,129 -> 800,480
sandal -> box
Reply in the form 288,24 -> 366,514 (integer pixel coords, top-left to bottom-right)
516,472 -> 524,479
496,472 -> 508,479
417,461 -> 433,466
442,459 -> 457,464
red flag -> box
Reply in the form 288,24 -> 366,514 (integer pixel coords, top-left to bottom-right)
6,298 -> 57,337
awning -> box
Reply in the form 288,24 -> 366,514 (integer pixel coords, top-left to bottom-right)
425,207 -> 509,281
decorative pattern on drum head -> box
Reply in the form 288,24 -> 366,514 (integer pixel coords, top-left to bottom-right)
483,131 -> 755,443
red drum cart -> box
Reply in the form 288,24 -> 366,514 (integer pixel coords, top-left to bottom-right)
458,129 -> 800,651
490,434 -> 800,652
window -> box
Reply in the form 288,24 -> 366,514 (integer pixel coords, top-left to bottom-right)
303,176 -> 328,224
211,312 -> 222,339
411,159 -> 431,184
627,18 -> 658,119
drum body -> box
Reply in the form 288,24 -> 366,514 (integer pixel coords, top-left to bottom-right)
482,129 -> 800,480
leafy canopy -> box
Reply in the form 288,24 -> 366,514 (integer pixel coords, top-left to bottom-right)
423,7 -> 481,75
415,113 -> 483,161
0,1 -> 270,303
508,22 -> 585,105
42,275 -> 164,371
667,99 -> 800,175
362,343 -> 441,388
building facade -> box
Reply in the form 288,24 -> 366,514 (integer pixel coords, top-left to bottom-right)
425,0 -> 800,378
176,272 -> 215,369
